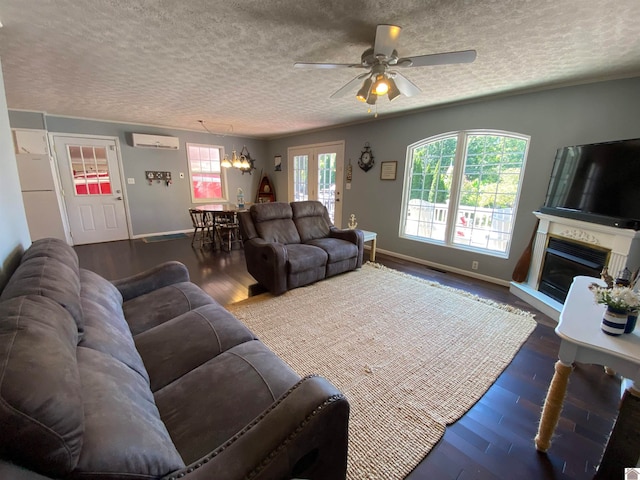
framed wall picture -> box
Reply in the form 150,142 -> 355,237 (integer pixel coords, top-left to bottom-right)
274,155 -> 282,171
380,161 -> 397,180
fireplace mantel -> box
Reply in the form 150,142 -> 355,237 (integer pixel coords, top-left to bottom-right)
510,212 -> 640,321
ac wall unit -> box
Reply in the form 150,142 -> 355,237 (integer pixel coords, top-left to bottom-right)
131,133 -> 180,150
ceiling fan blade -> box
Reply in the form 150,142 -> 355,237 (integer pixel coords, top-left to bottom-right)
391,72 -> 422,97
373,24 -> 402,57
294,62 -> 362,69
330,72 -> 371,98
398,49 -> 477,68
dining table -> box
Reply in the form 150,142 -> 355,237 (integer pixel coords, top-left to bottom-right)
193,203 -> 250,251
193,203 -> 251,214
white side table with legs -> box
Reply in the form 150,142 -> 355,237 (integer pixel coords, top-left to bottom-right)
535,275 -> 640,478
360,230 -> 377,262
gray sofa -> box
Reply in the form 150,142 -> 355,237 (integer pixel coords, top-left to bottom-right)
238,201 -> 364,295
0,238 -> 349,480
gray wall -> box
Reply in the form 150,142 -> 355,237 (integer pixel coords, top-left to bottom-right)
268,76 -> 640,282
27,115 -> 269,236
5,76 -> 639,283
0,62 -> 31,291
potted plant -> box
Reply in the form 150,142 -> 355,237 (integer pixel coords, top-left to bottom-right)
589,284 -> 640,335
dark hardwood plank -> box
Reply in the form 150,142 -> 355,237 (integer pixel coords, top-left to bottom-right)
74,238 -> 622,479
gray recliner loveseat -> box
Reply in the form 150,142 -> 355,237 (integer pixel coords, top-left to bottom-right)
0,237 -> 349,480
238,201 -> 364,295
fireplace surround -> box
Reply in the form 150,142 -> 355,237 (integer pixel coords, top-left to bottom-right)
510,212 -> 640,321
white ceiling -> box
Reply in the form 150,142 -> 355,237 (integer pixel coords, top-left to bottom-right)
1,0 -> 639,139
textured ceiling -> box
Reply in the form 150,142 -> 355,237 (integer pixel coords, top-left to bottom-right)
1,0 -> 639,138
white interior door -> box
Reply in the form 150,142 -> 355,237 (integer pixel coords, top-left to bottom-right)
288,141 -> 344,227
53,135 -> 129,245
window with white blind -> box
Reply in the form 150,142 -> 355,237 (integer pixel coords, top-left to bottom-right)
186,143 -> 227,203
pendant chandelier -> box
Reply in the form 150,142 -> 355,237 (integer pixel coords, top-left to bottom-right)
221,145 -> 255,175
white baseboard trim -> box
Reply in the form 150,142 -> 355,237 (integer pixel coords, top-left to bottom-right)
132,228 -> 192,239
373,247 -> 510,287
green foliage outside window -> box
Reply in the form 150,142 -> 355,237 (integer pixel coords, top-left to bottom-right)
403,130 -> 529,255
410,134 -> 525,209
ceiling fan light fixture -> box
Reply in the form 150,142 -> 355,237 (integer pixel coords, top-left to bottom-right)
387,77 -> 401,101
372,74 -> 389,96
356,78 -> 373,102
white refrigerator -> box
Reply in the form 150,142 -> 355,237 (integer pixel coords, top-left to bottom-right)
16,153 -> 68,241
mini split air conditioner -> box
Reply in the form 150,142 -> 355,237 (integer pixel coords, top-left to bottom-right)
131,133 -> 180,150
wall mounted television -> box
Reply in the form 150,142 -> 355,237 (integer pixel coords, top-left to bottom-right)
540,138 -> 640,230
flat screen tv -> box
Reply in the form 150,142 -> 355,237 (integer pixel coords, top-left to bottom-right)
540,138 -> 640,230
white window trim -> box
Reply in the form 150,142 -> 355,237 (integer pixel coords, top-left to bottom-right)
399,129 -> 530,258
186,142 -> 229,203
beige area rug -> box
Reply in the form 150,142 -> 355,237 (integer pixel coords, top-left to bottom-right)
226,263 -> 536,479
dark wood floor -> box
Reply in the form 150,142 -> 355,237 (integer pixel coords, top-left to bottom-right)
74,237 -> 621,480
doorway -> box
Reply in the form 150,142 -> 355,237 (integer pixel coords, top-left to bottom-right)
52,134 -> 130,245
287,141 -> 344,227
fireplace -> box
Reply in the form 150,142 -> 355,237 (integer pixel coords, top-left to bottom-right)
537,236 -> 609,303
510,212 -> 640,321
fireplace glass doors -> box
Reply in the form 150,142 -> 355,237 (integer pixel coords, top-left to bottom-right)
538,236 -> 610,303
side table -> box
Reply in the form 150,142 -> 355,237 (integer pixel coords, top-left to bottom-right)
360,230 -> 377,262
534,275 -> 640,478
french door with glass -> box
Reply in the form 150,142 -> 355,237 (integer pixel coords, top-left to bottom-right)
288,141 -> 344,227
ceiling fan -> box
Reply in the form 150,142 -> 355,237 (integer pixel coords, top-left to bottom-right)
294,24 -> 476,105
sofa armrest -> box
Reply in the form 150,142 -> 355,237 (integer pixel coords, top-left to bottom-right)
329,227 -> 362,245
163,375 -> 349,480
243,239 -> 289,295
112,261 -> 190,301
330,228 -> 364,268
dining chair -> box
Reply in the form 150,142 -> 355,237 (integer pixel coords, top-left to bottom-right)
214,211 -> 242,252
189,209 -> 214,247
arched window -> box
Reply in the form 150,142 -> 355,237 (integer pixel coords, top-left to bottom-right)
400,130 -> 530,257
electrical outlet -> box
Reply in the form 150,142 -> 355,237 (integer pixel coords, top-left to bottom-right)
127,178 -> 135,184
472,261 -> 479,270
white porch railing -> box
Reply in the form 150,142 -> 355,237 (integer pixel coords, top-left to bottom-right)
404,199 -> 513,252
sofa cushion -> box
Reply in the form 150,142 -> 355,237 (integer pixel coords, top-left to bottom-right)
154,340 -> 300,465
306,237 -> 359,263
80,268 -> 123,310
286,243 -> 328,272
80,298 -> 150,383
123,281 -> 215,335
20,237 -> 79,271
134,304 -> 256,392
0,256 -> 83,335
291,200 -> 332,242
0,295 -> 84,477
77,269 -> 150,381
73,346 -> 184,479
251,202 -> 301,244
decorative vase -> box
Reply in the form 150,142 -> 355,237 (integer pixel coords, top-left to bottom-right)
601,306 -> 628,336
626,309 -> 639,334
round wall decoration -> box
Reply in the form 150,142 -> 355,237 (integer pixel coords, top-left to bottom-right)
358,142 -> 374,172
